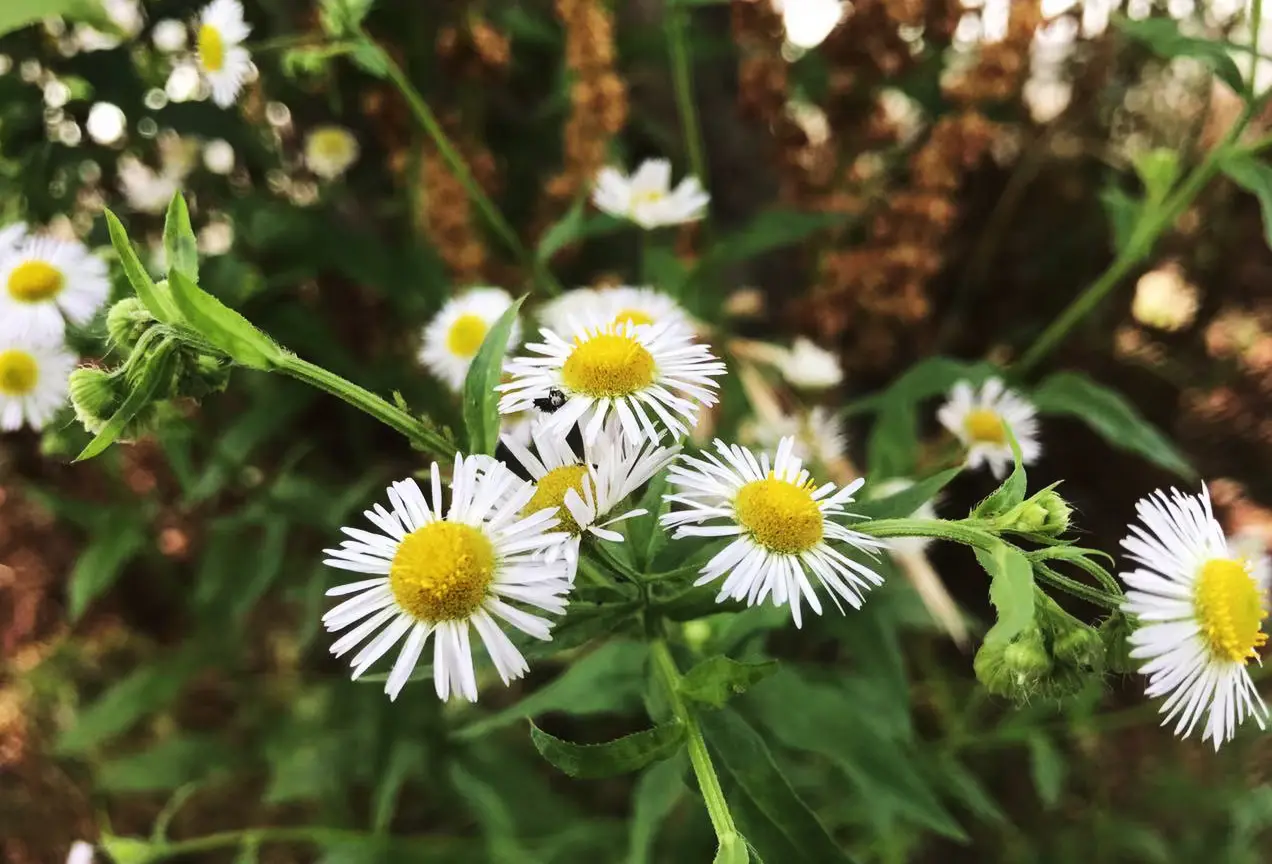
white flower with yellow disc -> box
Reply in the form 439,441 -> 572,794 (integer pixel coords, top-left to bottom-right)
498,319 -> 725,446
195,0 -> 252,108
1120,485 -> 1270,749
503,418 -> 680,565
305,125 -> 361,179
419,287 -> 520,392
322,455 -> 573,702
661,436 -> 885,627
592,159 -> 709,229
538,285 -> 690,338
936,377 -> 1039,479
0,329 -> 77,432
742,406 -> 846,469
0,235 -> 109,338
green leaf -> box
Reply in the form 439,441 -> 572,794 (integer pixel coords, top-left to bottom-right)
714,833 -> 751,864
971,427 -> 1027,518
1131,149 -> 1180,206
0,0 -> 101,38
67,513 -> 145,620
1099,185 -> 1142,254
162,193 -> 198,281
75,337 -> 177,462
167,269 -> 283,371
99,835 -> 160,864
462,295 -> 525,456
1031,371 -> 1193,478
1117,15 -> 1245,93
931,754 -> 1007,825
627,757 -> 684,864
104,209 -> 180,325
1027,734 -> 1065,810
701,708 -> 857,864
679,657 -> 778,710
351,42 -> 389,77
976,542 -> 1035,648
530,720 -> 685,779
57,648 -> 205,754
627,469 -> 672,571
695,210 -> 846,272
1220,151 -> 1272,251
456,640 -> 646,739
98,735 -> 232,792
537,200 -> 625,262
855,467 -> 961,521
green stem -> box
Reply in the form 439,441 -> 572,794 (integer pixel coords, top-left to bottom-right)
854,518 -> 1000,552
1251,0 -> 1265,92
277,354 -> 451,456
1016,89 -> 1271,375
365,38 -> 563,296
649,639 -> 738,844
665,0 -> 708,186
1032,563 -> 1122,611
137,827 -> 367,861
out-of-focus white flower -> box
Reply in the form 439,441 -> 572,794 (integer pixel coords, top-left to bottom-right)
195,0 -> 252,108
202,138 -> 236,174
0,235 -> 110,338
85,102 -> 126,145
0,328 -> 77,432
742,406 -> 845,468
537,285 -> 691,337
117,156 -> 180,215
75,0 -> 144,52
592,159 -> 709,229
773,0 -> 845,50
776,337 -> 842,390
152,19 -> 189,53
304,125 -> 360,179
66,841 -> 95,864
1132,265 -> 1200,332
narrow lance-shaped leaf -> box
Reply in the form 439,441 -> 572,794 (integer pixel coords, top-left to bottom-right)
163,192 -> 199,281
854,466 -> 961,521
529,720 -> 686,779
104,209 -> 180,325
75,336 -> 176,462
972,426 -> 1027,518
167,269 -> 284,371
462,295 -> 525,456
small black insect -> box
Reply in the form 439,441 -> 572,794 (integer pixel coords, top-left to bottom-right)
533,387 -> 568,414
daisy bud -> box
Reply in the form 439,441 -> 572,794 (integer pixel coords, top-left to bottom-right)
1051,623 -> 1103,672
974,627 -> 1050,703
68,367 -> 158,440
1098,612 -> 1136,674
172,349 -> 232,400
105,297 -> 156,354
997,488 -> 1071,538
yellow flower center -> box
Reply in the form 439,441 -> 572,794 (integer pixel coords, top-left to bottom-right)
560,332 -> 656,398
389,522 -> 495,622
964,408 -> 1006,445
446,313 -> 489,358
198,24 -> 226,72
524,464 -> 590,535
1195,558 -> 1268,664
7,260 -> 64,303
734,476 -> 824,555
612,308 -> 655,328
0,349 -> 38,396
631,188 -> 666,210
311,128 -> 352,160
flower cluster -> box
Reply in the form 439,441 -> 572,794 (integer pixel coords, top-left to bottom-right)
0,224 -> 102,433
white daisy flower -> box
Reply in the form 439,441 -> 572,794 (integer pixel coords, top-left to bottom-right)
498,319 -> 726,446
195,0 -> 252,108
936,377 -> 1040,479
117,156 -> 182,215
660,436 -> 885,627
304,125 -> 360,180
0,222 -> 26,254
1120,485 -> 1270,749
0,235 -> 110,339
742,406 -> 846,468
419,288 -> 520,392
592,159 -> 709,229
0,329 -> 77,432
776,337 -> 842,390
775,0 -> 846,50
322,455 -> 573,702
538,285 -> 691,337
503,418 -> 680,564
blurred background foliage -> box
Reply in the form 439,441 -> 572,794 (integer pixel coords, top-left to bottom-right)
5,0 -> 1272,861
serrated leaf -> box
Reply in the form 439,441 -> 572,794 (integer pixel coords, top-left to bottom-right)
679,657 -> 778,710
67,513 -> 145,620
1221,151 -> 1272,252
976,542 -> 1035,648
530,720 -> 685,779
104,209 -> 180,325
167,269 -> 283,371
700,708 -> 857,864
1027,734 -> 1065,810
163,193 -> 198,281
1118,15 -> 1245,93
1031,371 -> 1193,478
855,467 -> 961,521
537,200 -> 624,262
462,295 -> 525,456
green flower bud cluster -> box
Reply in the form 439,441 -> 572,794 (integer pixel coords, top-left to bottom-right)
993,486 -> 1072,538
975,597 -> 1105,704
